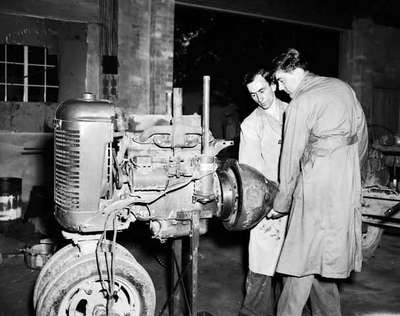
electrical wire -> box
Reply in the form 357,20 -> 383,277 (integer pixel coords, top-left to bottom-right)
95,209 -> 120,309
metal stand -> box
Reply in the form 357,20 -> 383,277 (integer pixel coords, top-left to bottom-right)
189,209 -> 200,315
159,210 -> 212,316
169,238 -> 184,315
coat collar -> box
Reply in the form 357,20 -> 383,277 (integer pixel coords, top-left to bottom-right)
255,98 -> 286,123
291,72 -> 316,99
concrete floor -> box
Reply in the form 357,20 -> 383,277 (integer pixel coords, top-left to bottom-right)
0,220 -> 400,316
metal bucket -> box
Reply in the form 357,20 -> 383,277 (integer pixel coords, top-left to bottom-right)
24,243 -> 55,270
0,177 -> 22,221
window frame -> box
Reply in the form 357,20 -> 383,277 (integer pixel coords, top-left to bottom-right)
0,44 -> 59,102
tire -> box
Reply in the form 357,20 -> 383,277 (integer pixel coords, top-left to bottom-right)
33,243 -> 76,306
35,241 -> 155,316
33,240 -> 135,309
362,224 -> 383,259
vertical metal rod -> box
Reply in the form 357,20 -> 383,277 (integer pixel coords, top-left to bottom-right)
44,47 -> 47,102
166,91 -> 173,116
23,46 -> 28,102
190,209 -> 200,316
173,87 -> 183,118
202,76 -> 210,155
172,87 -> 183,158
4,43 -> 7,102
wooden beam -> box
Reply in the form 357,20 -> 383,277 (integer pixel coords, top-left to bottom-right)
0,0 -> 99,23
176,0 -> 351,31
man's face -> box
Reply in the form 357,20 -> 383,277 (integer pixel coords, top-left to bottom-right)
274,69 -> 303,95
246,74 -> 276,110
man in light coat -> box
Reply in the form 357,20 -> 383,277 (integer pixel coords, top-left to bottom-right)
268,48 -> 368,316
238,68 -> 288,316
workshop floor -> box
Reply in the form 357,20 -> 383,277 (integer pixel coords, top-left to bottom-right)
0,220 -> 400,316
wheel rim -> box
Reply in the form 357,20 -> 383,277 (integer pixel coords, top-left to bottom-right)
58,275 -> 142,316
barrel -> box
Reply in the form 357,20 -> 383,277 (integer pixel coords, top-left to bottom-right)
0,178 -> 22,221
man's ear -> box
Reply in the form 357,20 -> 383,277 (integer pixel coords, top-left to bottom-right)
271,83 -> 277,92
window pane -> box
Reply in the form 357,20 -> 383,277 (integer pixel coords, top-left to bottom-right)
46,87 -> 58,102
7,64 -> 24,84
28,46 -> 44,64
28,86 -> 44,102
0,84 -> 4,101
28,66 -> 44,85
47,54 -> 57,66
7,45 -> 23,63
0,44 -> 5,61
46,67 -> 58,85
7,85 -> 23,101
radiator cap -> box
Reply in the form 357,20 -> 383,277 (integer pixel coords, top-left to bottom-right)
82,92 -> 95,101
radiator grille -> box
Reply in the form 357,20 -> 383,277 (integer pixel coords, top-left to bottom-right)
54,128 -> 80,211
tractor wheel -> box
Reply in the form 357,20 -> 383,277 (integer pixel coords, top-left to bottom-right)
362,224 -> 383,259
35,241 -> 155,316
33,243 -> 76,306
33,240 -> 135,308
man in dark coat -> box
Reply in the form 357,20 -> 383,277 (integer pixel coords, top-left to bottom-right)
267,48 -> 368,316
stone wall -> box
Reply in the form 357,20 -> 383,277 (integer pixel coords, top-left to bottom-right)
0,103 -> 56,132
340,18 -> 400,132
118,0 -> 174,114
150,0 -> 175,114
118,0 -> 151,114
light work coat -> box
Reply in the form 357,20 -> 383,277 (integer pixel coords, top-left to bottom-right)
273,73 -> 368,278
239,99 -> 288,276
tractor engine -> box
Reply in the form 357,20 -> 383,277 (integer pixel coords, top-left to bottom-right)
53,89 -> 277,241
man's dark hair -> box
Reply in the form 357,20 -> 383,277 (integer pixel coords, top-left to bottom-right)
272,48 -> 308,73
243,68 -> 274,86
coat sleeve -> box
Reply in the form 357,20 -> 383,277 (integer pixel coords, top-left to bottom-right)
273,99 -> 310,214
239,121 -> 263,173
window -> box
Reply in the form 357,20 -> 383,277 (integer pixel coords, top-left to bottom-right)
0,44 -> 59,102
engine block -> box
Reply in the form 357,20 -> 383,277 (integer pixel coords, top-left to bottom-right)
54,91 -> 277,241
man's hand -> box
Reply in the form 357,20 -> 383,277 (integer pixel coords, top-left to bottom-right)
266,208 -> 288,220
